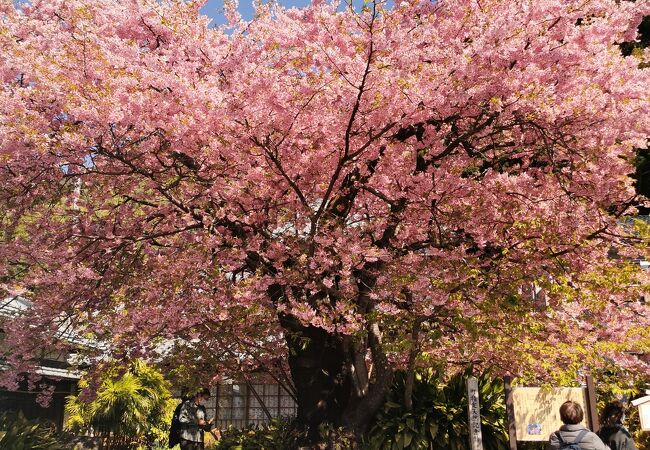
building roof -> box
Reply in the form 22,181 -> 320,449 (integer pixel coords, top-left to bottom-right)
1,296 -> 83,380
0,296 -> 31,317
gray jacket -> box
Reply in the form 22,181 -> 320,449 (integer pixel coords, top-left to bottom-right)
547,424 -> 608,450
598,425 -> 637,450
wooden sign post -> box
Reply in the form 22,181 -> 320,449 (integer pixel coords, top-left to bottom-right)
585,376 -> 600,433
467,376 -> 484,450
504,376 -> 518,450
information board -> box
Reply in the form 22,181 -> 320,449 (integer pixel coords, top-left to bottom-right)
512,387 -> 590,441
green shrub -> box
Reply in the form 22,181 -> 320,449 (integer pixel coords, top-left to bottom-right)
367,369 -> 508,450
65,359 -> 176,448
213,417 -> 296,450
0,411 -> 68,450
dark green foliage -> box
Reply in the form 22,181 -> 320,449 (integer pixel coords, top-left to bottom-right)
367,369 -> 508,450
213,417 -> 297,450
0,411 -> 68,450
212,418 -> 359,449
621,16 -> 650,57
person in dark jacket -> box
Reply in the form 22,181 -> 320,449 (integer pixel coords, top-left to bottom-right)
547,401 -> 608,450
178,388 -> 215,450
598,401 -> 637,450
169,390 -> 190,448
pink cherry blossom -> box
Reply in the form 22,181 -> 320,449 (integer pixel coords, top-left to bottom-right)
1,0 -> 649,437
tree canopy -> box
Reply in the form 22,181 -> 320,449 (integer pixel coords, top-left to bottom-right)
1,0 -> 649,439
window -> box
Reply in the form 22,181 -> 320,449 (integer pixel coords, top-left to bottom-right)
212,381 -> 297,429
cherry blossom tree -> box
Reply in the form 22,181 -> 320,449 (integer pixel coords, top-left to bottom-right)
1,0 -> 650,442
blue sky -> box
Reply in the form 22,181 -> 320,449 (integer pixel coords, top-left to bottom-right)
201,0 -> 312,25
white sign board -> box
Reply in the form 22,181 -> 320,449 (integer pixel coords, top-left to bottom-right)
639,403 -> 650,431
467,377 -> 484,450
631,394 -> 650,431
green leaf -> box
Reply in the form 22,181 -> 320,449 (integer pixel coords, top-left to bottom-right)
396,432 -> 405,450
406,417 -> 415,431
403,431 -> 414,448
429,422 -> 439,439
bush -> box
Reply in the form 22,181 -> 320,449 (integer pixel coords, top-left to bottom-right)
367,368 -> 509,450
65,359 -> 176,449
0,411 -> 68,450
212,417 -> 296,450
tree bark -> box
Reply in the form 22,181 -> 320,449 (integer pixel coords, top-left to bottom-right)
404,318 -> 422,412
340,321 -> 393,438
279,314 -> 351,444
279,314 -> 393,446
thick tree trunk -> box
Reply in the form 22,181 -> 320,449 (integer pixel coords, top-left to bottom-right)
340,322 -> 393,437
279,314 -> 393,447
279,315 -> 351,444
